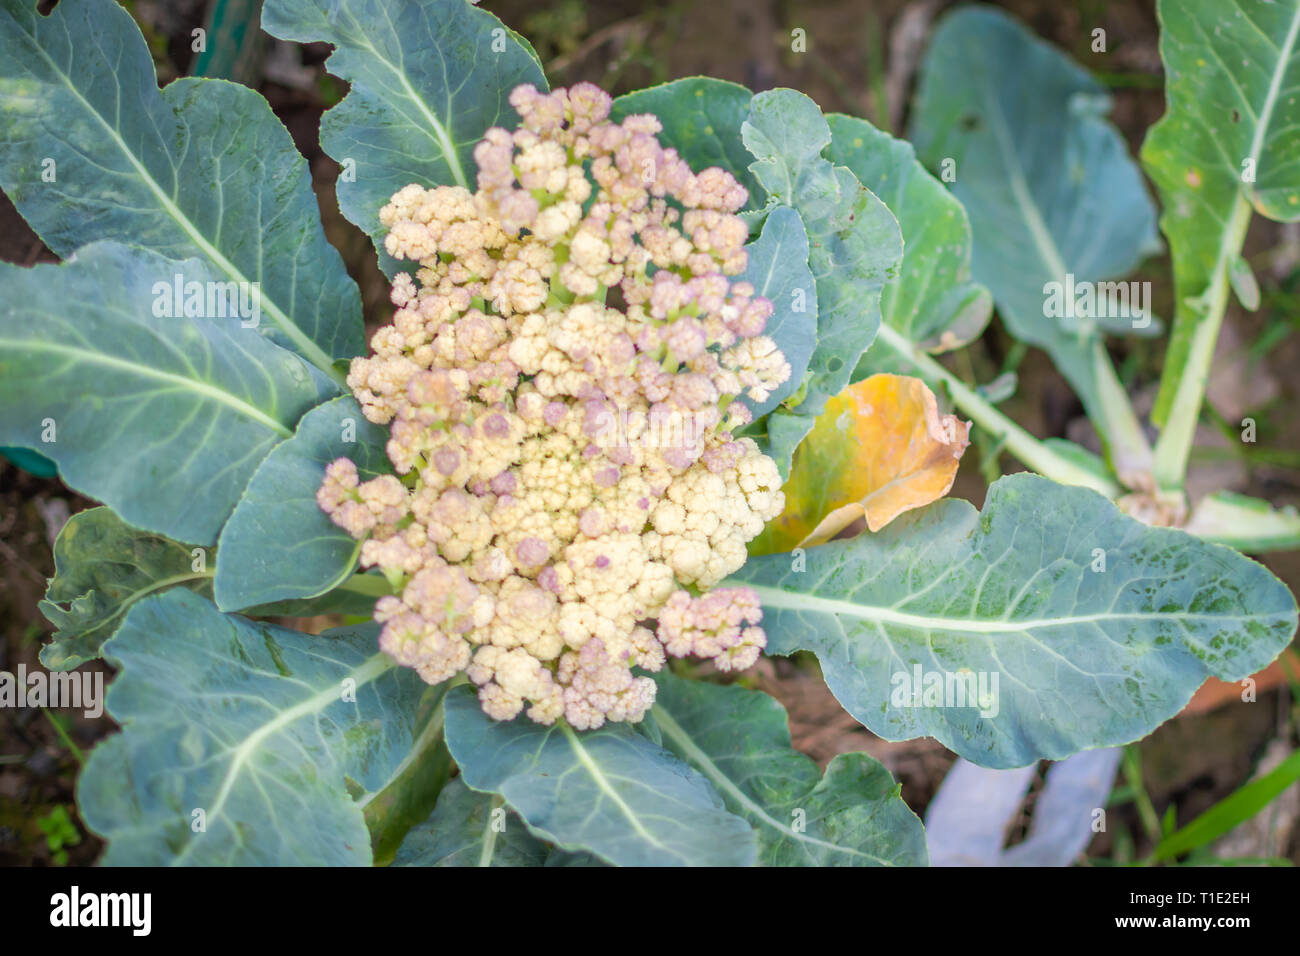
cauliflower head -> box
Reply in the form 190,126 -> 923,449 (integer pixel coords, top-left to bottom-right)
318,81 -> 790,729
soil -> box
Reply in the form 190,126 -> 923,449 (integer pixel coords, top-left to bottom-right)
1,0 -> 1296,866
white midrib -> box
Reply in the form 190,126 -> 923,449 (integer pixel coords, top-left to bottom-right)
749,584 -> 1272,633
99,571 -> 213,631
479,794 -> 504,866
171,653 -> 394,866
1,338 -> 292,437
357,36 -> 469,190
356,694 -> 446,810
31,36 -> 340,378
558,722 -> 671,855
1203,5 -> 1300,304
652,706 -> 893,865
984,87 -> 1070,282
1245,2 -> 1300,173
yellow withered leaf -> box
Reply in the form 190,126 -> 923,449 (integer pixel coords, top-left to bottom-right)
752,374 -> 970,554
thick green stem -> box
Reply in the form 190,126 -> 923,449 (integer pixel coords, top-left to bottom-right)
1152,195 -> 1254,492
876,325 -> 1119,497
1090,338 -> 1153,487
1184,492 -> 1300,553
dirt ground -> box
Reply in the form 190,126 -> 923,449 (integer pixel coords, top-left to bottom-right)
1,0 -> 1297,865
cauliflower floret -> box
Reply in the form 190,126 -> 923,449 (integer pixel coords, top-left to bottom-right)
483,575 -> 563,658
411,487 -> 493,562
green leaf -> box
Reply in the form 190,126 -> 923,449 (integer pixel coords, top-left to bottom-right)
745,411 -> 816,483
742,88 -> 903,420
730,473 -> 1298,768
261,0 -> 546,276
0,243 -> 338,545
443,685 -> 757,866
39,507 -> 213,671
1,446 -> 56,477
79,590 -> 425,865
245,575 -> 392,618
826,113 -> 991,366
37,505 -> 386,671
0,0 -> 362,369
392,778 -> 607,867
1144,0 -> 1300,422
611,76 -> 765,209
392,779 -> 552,867
737,205 -> 817,420
214,396 -> 391,611
910,7 -> 1160,431
364,683 -> 454,866
651,673 -> 927,865
1228,255 -> 1261,311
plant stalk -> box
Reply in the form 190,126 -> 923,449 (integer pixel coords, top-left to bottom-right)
1152,194 -> 1254,491
1089,338 -> 1153,487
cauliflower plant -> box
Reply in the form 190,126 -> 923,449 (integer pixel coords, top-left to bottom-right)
318,82 -> 790,729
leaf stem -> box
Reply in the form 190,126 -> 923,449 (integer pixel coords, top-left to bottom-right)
42,708 -> 84,765
1183,492 -> 1300,553
480,794 -> 505,867
1152,194 -> 1254,491
336,572 -> 396,597
1089,338 -> 1153,486
875,325 -> 1119,497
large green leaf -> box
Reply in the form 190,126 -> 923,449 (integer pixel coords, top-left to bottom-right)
731,473 -> 1298,768
611,76 -> 765,209
261,0 -> 546,276
736,206 -> 817,420
742,88 -> 903,420
79,590 -> 424,865
363,683 -> 454,865
910,7 -> 1160,442
38,505 -> 385,672
0,243 -> 338,545
214,396 -> 391,611
443,685 -> 757,866
825,114 -> 991,372
39,507 -> 213,672
651,673 -> 927,865
393,779 -> 607,867
0,0 -> 361,369
392,779 -> 552,867
1143,0 -> 1300,424
245,580 -> 390,619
